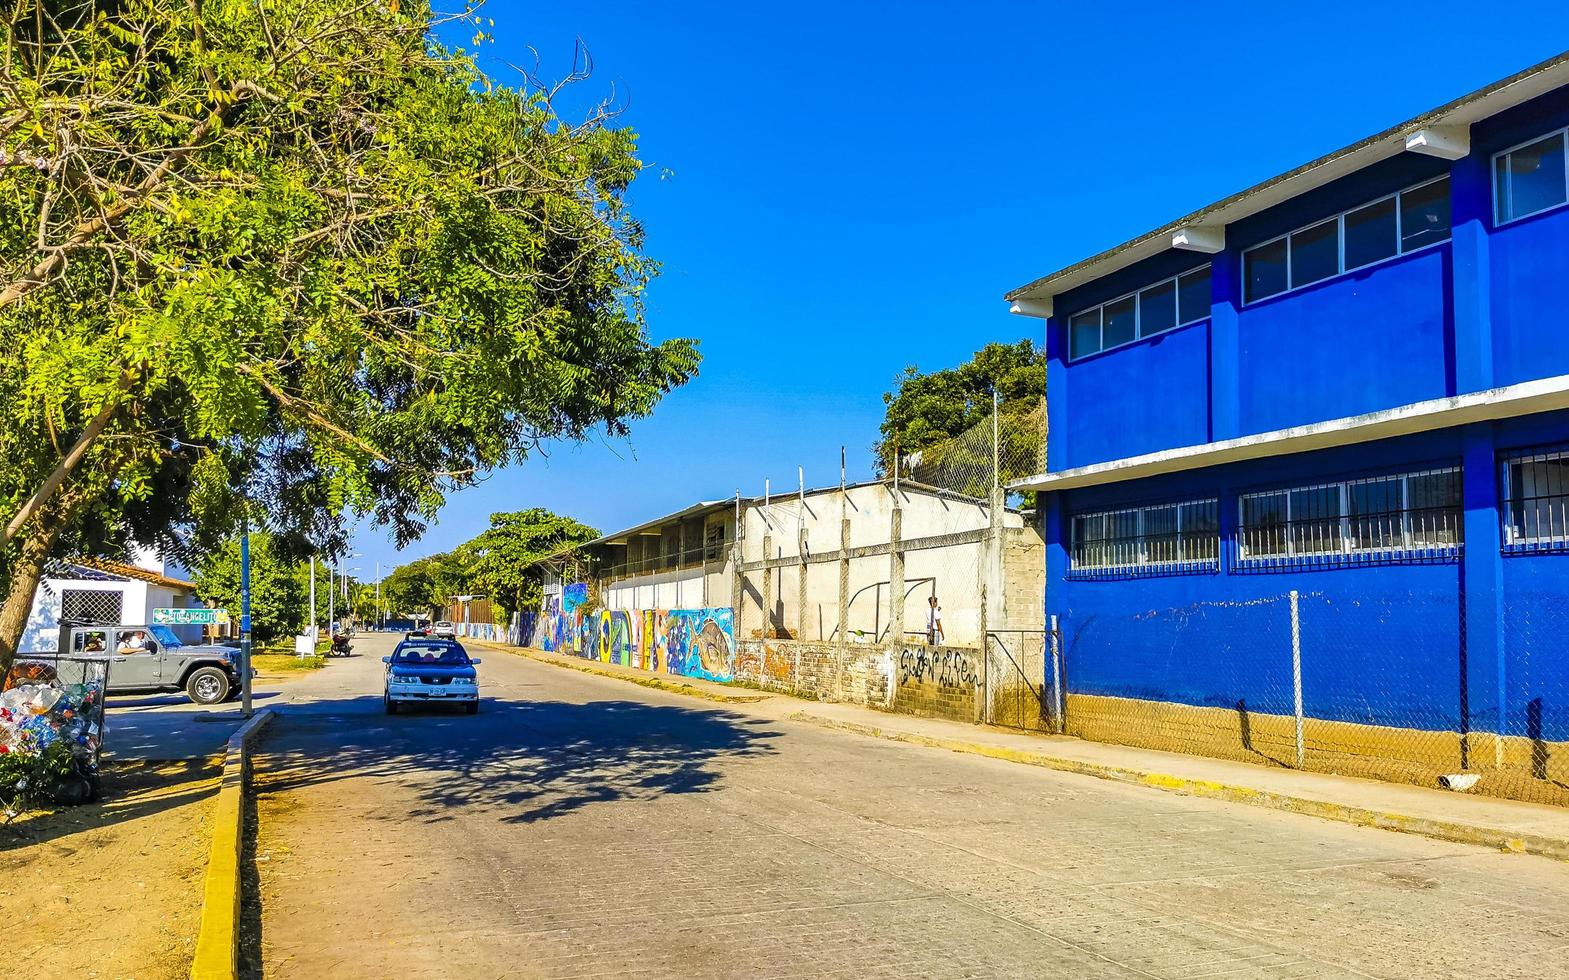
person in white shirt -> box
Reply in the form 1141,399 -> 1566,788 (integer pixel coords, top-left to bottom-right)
926,596 -> 944,645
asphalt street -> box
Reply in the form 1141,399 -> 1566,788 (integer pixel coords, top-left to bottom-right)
250,632 -> 1569,979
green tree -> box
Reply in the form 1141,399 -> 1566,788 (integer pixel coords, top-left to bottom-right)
874,340 -> 1045,493
194,533 -> 307,646
0,1 -> 699,670
458,508 -> 598,616
382,551 -> 468,620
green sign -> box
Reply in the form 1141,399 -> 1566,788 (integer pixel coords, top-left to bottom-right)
151,607 -> 229,626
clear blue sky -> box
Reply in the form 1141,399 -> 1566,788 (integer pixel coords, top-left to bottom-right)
353,0 -> 1569,576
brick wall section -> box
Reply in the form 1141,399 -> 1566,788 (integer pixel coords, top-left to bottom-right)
1000,526 -> 1045,632
890,645 -> 981,723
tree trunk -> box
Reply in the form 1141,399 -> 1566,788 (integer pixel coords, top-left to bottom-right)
0,481 -> 98,674
0,511 -> 69,674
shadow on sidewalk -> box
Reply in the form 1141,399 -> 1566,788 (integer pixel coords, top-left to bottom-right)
255,696 -> 781,825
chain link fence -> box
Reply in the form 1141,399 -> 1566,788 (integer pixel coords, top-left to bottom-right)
904,397 -> 1045,508
1054,586 -> 1569,806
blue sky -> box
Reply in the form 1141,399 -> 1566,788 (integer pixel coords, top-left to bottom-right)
354,1 -> 1569,576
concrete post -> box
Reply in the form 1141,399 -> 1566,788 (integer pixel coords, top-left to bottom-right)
838,507 -> 850,698
796,528 -> 807,641
761,534 -> 773,639
888,492 -> 904,647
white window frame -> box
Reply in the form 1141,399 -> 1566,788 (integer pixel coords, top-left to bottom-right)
1500,448 -> 1569,548
1492,126 -> 1569,227
1071,497 -> 1219,571
1067,265 -> 1212,361
1241,174 -> 1452,306
1237,466 -> 1461,562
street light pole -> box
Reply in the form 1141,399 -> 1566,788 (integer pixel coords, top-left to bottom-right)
308,558 -> 317,646
239,512 -> 254,718
328,561 -> 335,634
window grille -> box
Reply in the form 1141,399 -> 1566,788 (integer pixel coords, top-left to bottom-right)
1502,448 -> 1569,551
1236,467 -> 1461,567
60,588 -> 124,626
1070,498 -> 1218,576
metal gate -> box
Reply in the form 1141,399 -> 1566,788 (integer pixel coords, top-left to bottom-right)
983,629 -> 1057,732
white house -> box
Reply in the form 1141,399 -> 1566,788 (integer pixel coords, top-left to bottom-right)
20,545 -> 205,651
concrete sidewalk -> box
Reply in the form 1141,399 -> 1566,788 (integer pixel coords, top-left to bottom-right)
494,642 -> 1569,861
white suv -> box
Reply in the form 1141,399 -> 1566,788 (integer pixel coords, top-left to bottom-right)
431,621 -> 456,638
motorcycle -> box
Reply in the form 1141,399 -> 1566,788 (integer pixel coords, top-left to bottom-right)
330,631 -> 352,657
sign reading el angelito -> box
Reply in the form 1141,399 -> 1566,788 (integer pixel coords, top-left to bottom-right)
151,608 -> 230,626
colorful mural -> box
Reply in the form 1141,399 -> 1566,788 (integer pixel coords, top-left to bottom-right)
665,608 -> 736,683
536,604 -> 734,682
561,582 -> 589,613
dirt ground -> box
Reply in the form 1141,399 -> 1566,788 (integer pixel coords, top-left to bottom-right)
0,758 -> 222,980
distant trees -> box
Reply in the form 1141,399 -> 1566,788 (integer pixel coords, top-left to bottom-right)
194,533 -> 307,646
874,340 -> 1045,488
460,509 -> 599,616
382,508 -> 598,621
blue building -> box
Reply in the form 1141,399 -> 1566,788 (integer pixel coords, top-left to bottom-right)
1007,52 -> 1569,799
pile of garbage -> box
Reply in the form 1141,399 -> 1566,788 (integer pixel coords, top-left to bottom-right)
0,660 -> 107,805
0,680 -> 103,760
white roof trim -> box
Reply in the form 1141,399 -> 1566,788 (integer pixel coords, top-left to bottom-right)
1011,375 -> 1569,492
1005,51 -> 1569,306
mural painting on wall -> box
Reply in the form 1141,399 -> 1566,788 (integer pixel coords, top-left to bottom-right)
561,582 -> 589,613
665,608 -> 736,683
534,604 -> 734,682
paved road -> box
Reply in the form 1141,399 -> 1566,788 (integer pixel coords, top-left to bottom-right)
253,633 -> 1569,979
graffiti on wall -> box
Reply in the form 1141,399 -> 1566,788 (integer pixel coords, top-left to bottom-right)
897,647 -> 977,688
537,604 -> 734,682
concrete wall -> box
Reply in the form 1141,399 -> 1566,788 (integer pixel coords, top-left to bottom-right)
737,483 -> 1031,644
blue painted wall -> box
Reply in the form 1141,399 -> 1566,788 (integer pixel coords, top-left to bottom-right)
1045,416 -> 1569,742
1043,83 -> 1569,472
1235,247 -> 1451,434
1052,249 -> 1213,469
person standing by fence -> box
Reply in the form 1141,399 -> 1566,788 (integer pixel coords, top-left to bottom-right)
927,595 -> 944,645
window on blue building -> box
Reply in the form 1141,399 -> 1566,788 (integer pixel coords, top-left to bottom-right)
1243,176 -> 1452,304
1502,449 -> 1569,549
1343,198 -> 1398,270
1289,219 -> 1338,288
1071,498 -> 1218,572
1244,239 -> 1287,303
1494,130 -> 1568,225
1400,179 -> 1451,252
1066,265 -> 1212,359
1238,466 -> 1461,563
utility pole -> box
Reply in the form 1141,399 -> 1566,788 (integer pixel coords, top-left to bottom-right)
328,561 -> 335,633
308,558 -> 317,644
375,561 -> 381,630
239,512 -> 253,718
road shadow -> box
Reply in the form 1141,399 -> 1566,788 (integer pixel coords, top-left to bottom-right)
256,696 -> 781,825
108,690 -> 283,712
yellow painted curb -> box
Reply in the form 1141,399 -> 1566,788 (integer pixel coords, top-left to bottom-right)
792,713 -> 1569,863
473,641 -> 772,704
191,709 -> 274,980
